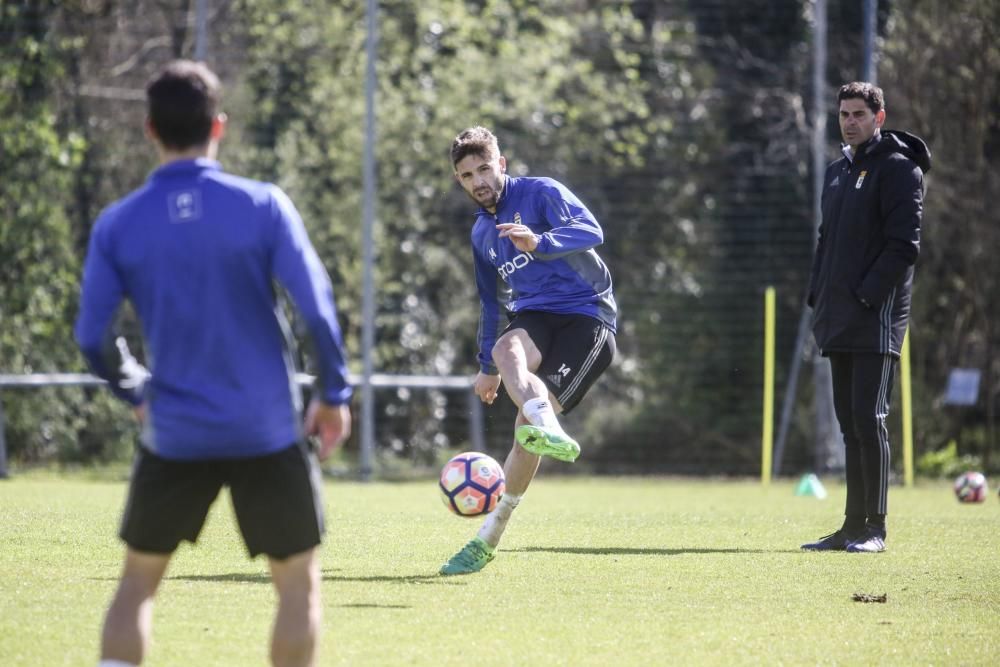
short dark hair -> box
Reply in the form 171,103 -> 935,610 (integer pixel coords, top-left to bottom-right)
450,126 -> 500,169
146,60 -> 221,150
838,81 -> 884,114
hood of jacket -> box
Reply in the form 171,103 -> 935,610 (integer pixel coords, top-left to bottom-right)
870,129 -> 932,174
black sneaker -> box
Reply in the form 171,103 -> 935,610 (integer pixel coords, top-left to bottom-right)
846,527 -> 886,553
801,529 -> 859,551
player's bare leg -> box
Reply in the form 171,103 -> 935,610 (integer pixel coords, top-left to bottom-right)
475,412 -> 540,547
440,414 -> 540,576
440,329 -> 578,575
492,330 -> 580,461
100,548 -> 171,666
501,413 -> 543,498
491,329 -> 547,408
268,547 -> 321,667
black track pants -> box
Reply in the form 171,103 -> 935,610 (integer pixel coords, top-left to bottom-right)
828,352 -> 896,522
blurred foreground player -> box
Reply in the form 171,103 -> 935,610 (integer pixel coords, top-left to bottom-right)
76,60 -> 352,666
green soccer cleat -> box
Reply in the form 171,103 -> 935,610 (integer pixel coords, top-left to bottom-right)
439,537 -> 495,576
515,424 -> 581,462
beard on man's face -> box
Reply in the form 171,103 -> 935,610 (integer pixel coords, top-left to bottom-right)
470,177 -> 502,208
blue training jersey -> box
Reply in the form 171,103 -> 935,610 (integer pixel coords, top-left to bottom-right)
471,175 -> 617,374
75,159 -> 351,460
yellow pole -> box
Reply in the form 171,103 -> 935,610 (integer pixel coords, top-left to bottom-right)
762,287 -> 775,486
900,328 -> 914,487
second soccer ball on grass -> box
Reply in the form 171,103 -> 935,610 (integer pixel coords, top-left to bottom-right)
953,471 -> 988,503
439,452 -> 505,517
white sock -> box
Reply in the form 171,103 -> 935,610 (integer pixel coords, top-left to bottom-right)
477,493 -> 522,547
99,661 -> 138,667
521,397 -> 562,431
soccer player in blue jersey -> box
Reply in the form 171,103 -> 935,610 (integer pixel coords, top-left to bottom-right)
439,126 -> 617,575
75,61 -> 351,667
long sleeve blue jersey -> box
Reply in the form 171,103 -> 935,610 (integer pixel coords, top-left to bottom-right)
75,159 -> 351,460
471,176 -> 617,374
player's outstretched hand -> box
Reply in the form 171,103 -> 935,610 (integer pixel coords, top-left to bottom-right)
305,399 -> 352,461
474,371 -> 501,405
496,223 -> 539,252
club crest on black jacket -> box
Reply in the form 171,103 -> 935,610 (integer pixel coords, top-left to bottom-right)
808,129 -> 931,358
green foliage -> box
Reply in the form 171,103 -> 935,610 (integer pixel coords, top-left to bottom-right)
229,0 -> 696,460
880,0 -> 1000,467
585,2 -> 815,471
0,2 -> 135,461
916,440 -> 983,479
2,0 -> 997,473
0,5 -> 80,367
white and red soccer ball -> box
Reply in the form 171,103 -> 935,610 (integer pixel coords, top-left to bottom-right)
439,452 -> 505,517
953,471 -> 988,503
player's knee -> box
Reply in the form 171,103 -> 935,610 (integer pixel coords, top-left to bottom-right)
852,414 -> 885,445
491,337 -> 517,368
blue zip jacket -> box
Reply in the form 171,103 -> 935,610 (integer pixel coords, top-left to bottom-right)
75,159 -> 351,460
471,176 -> 617,374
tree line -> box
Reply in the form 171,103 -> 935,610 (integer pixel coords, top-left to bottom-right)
1,0 -> 996,474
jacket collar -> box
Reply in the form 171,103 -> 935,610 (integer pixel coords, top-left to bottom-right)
842,130 -> 881,164
151,158 -> 221,180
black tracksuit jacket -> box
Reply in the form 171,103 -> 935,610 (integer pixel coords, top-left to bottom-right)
808,129 -> 932,358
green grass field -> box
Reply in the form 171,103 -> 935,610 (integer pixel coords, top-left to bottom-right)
1,473 -> 998,665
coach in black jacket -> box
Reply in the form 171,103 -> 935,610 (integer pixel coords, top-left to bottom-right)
802,82 -> 931,554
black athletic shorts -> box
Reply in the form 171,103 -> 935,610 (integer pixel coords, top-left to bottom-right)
505,310 -> 616,414
119,441 -> 324,559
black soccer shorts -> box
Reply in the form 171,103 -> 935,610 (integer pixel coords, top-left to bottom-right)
119,441 -> 324,559
504,310 -> 616,414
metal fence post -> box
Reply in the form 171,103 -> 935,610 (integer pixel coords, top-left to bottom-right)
467,390 -> 485,453
358,0 -> 379,482
0,392 -> 9,479
194,0 -> 209,62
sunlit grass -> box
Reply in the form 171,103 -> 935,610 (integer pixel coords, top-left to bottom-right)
1,474 -> 997,665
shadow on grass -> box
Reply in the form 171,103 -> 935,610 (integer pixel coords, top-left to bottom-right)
167,572 -> 272,583
512,546 -> 801,556
108,548 -> 796,588
321,572 -> 454,585
164,570 -> 457,586
163,574 -> 428,610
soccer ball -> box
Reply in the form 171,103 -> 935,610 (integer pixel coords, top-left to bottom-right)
953,471 -> 988,503
439,452 -> 505,517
